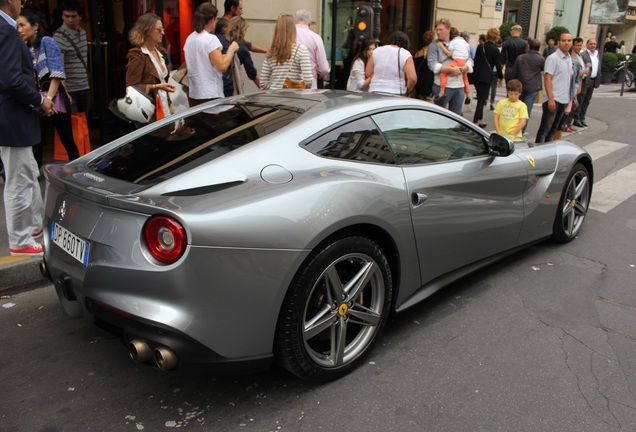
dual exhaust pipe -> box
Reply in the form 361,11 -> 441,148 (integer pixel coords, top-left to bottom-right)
129,339 -> 178,371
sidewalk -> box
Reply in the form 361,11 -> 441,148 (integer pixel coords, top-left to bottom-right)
0,84 -> 629,294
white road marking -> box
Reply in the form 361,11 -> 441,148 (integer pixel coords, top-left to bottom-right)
589,162 -> 636,213
584,140 -> 628,161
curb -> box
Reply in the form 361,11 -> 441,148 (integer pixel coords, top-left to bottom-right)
0,256 -> 49,295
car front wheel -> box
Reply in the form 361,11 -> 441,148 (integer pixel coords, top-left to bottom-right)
552,163 -> 591,243
275,234 -> 393,381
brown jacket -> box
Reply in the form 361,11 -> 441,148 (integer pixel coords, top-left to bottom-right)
125,46 -> 168,96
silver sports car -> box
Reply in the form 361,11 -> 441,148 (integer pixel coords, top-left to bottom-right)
42,91 -> 592,381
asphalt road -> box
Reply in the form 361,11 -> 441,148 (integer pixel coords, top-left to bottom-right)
1,86 -> 635,431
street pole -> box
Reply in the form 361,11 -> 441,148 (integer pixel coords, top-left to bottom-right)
371,0 -> 381,43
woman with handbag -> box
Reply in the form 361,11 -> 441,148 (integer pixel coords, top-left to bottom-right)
472,28 -> 503,128
260,14 -> 312,90
218,16 -> 260,96
17,9 -> 79,167
125,13 -> 176,118
413,30 -> 436,100
366,31 -> 417,96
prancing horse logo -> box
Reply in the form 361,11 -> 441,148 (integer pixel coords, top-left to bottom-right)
58,200 -> 66,221
338,303 -> 348,316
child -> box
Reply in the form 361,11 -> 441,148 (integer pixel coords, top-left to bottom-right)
436,27 -> 471,100
493,79 -> 528,140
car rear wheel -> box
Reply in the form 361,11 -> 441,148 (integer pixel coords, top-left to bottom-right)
275,234 -> 392,381
552,163 -> 591,243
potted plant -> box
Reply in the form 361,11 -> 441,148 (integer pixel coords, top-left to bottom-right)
544,26 -> 570,45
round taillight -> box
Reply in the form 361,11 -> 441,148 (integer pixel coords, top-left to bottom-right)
143,215 -> 187,264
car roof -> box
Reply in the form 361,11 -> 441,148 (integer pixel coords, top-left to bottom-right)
235,90 -> 433,117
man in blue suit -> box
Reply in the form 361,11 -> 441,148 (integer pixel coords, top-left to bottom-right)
0,0 -> 54,256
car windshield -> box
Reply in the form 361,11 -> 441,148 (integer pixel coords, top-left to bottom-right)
89,102 -> 303,185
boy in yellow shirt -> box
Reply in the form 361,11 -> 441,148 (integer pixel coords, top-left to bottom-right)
494,79 -> 528,140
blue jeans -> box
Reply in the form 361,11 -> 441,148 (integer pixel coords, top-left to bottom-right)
433,84 -> 464,116
520,91 -> 538,133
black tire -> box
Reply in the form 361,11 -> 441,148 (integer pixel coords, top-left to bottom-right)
274,234 -> 393,381
552,163 -> 591,243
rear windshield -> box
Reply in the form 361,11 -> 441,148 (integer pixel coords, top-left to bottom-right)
89,103 -> 302,185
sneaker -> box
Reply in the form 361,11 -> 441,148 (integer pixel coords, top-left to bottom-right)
10,243 -> 43,257
32,229 -> 43,238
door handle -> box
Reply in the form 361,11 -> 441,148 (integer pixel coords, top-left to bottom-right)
411,192 -> 428,206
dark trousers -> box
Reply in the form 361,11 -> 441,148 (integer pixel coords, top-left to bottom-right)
489,72 -> 498,105
576,82 -> 596,122
69,89 -> 91,114
535,101 -> 567,143
33,112 -> 79,167
473,81 -> 491,124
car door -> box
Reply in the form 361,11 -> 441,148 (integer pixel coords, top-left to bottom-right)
372,109 -> 528,285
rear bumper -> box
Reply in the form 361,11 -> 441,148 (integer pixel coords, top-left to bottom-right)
85,296 -> 273,373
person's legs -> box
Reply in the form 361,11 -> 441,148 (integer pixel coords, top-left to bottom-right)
439,72 -> 448,96
53,113 -> 80,160
69,89 -> 91,114
473,82 -> 489,124
445,87 -> 464,116
0,146 -> 43,250
545,102 -> 567,141
577,85 -> 594,125
521,90 -> 538,133
489,72 -> 497,109
33,115 -> 52,169
535,102 -> 556,143
432,83 -> 445,108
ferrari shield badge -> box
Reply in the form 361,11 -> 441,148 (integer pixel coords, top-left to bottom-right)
526,155 -> 536,168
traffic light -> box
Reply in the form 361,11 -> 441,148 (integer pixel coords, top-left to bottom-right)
354,3 -> 374,43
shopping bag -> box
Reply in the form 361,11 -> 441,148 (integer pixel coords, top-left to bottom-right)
155,95 -> 165,120
54,112 -> 91,160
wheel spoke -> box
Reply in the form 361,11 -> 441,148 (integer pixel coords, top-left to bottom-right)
573,201 -> 587,217
565,208 -> 575,235
348,305 -> 381,327
343,261 -> 375,301
330,316 -> 347,366
562,201 -> 574,217
304,305 -> 337,340
324,266 -> 344,302
573,175 -> 588,200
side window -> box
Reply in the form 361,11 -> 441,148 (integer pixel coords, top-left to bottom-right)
304,117 -> 396,165
372,110 -> 488,165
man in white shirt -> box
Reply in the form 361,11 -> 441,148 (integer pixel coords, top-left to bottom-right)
295,9 -> 330,89
575,39 -> 602,128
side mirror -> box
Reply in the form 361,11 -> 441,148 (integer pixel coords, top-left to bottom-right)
488,133 -> 515,157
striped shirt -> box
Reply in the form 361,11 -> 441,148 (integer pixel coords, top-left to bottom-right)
53,23 -> 89,92
260,43 -> 313,90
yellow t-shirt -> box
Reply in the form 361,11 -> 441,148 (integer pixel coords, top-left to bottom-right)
494,99 -> 529,140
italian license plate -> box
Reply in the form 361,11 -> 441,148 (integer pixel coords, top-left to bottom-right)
50,221 -> 90,266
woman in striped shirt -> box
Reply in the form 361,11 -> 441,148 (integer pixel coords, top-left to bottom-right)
260,14 -> 312,90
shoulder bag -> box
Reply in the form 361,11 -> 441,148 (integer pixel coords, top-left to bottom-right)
282,45 -> 309,89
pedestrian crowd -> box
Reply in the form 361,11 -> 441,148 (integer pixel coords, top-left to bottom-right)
0,0 -> 608,258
